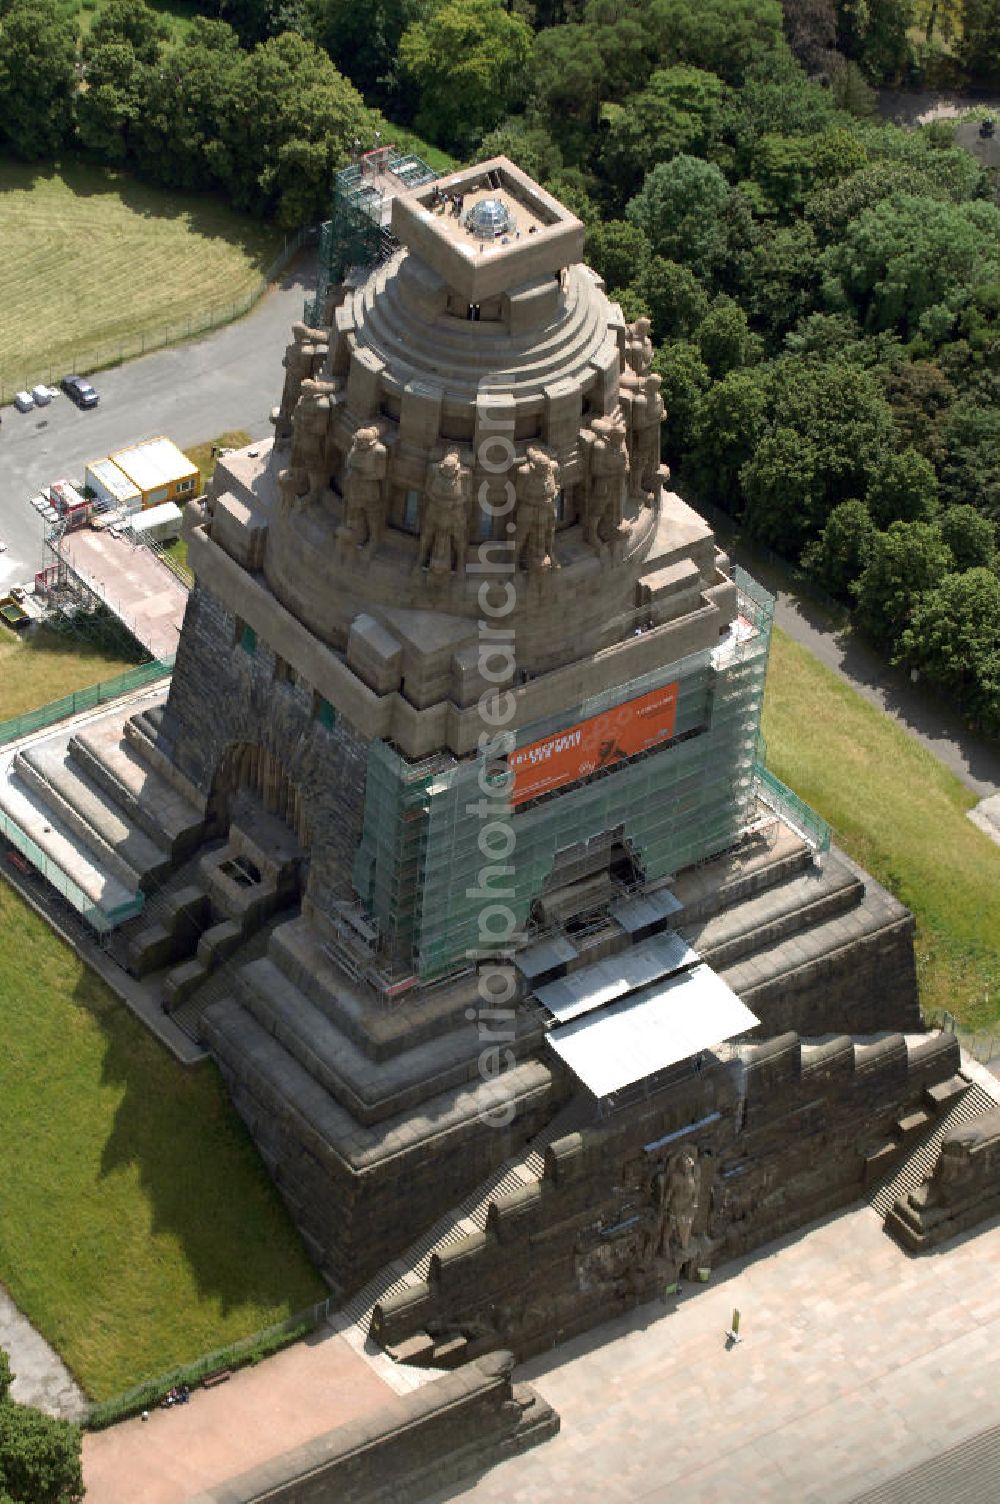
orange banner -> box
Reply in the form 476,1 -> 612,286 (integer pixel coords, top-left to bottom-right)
510,682 -> 679,808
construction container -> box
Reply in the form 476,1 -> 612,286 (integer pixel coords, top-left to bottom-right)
105,437 -> 200,510
128,501 -> 183,545
84,458 -> 142,514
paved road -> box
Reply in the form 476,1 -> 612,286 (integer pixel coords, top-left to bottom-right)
0,256 -> 315,590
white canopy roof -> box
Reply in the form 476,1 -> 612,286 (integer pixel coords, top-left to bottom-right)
546,963 -> 759,1098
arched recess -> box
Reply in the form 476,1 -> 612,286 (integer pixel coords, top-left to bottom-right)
210,741 -> 310,848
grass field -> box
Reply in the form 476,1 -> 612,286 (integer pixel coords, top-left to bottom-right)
0,623 -> 142,722
762,628 -> 1000,1031
0,883 -> 325,1399
0,159 -> 284,400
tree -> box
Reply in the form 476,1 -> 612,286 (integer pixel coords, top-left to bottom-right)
898,569 -> 1000,733
599,65 -> 728,200
937,505 -> 997,571
86,0 -> 167,63
865,447 -> 939,526
637,256 -> 708,342
852,519 -> 954,649
78,41 -> 150,163
961,0 -> 1000,84
480,117 -> 564,183
821,194 -> 1000,337
688,367 -> 771,508
399,0 -> 532,146
742,222 -> 819,344
697,298 -> 760,378
882,359 -> 954,464
626,154 -> 753,285
650,339 -> 711,462
0,0 -> 77,160
738,354 -> 893,546
937,398 -> 1000,520
800,498 -> 877,596
780,0 -> 838,73
742,425 -> 821,546
530,23 -> 603,131
0,1351 -> 82,1504
647,0 -> 788,87
130,20 -> 244,193
583,219 -> 650,292
307,0 -> 422,103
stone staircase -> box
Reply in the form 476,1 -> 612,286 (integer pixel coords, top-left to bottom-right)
328,1093 -> 594,1388
869,1076 -> 999,1219
0,695 -> 206,929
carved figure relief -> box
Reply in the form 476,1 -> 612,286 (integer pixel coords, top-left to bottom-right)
289,379 -> 337,507
584,415 -> 630,555
338,426 -> 388,558
418,449 -> 472,576
627,372 -> 665,501
514,446 -> 561,574
655,1145 -> 702,1262
622,316 -> 653,382
276,322 -> 329,446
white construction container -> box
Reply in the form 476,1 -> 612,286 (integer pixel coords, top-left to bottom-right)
128,501 -> 183,545
85,458 -> 142,514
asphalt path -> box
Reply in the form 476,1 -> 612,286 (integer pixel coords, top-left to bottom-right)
0,255 -> 315,589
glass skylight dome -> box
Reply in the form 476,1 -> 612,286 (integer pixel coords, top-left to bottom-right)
464,197 -> 516,241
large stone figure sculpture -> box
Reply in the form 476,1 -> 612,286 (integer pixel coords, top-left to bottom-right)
584,416 -> 629,554
622,315 -> 653,382
338,426 -> 387,557
275,322 -> 329,446
627,373 -> 665,501
514,446 -> 561,574
289,379 -> 337,507
418,449 -> 472,576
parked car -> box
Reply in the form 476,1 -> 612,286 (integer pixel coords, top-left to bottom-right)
30,384 -> 52,406
60,374 -> 99,409
13,391 -> 34,412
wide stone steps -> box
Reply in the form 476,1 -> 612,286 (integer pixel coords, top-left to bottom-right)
0,770 -> 138,914
869,1077 -> 998,1219
673,837 -> 814,927
681,855 -> 864,974
15,741 -> 170,889
69,722 -> 203,857
232,954 -> 489,1126
720,891 -> 909,1009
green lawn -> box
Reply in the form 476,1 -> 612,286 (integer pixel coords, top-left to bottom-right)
0,624 -> 141,722
0,882 -> 325,1400
0,159 -> 283,400
68,0 -> 201,40
762,627 -> 1000,1030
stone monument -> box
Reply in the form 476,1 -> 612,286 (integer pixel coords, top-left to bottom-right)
6,159 -> 993,1356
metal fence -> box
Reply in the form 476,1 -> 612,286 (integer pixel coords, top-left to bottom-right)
0,656 -> 175,747
84,1295 -> 336,1430
0,228 -> 312,405
752,754 -> 832,855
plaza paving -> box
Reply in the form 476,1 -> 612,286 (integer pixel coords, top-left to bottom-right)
431,1203 -> 1000,1504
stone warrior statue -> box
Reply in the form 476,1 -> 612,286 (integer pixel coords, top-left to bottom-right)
418,449 -> 471,576
338,426 -> 387,558
651,1145 -> 702,1264
622,315 -> 653,383
514,446 -> 561,573
274,322 -> 329,446
627,372 -> 665,501
288,379 -> 337,507
584,415 -> 629,554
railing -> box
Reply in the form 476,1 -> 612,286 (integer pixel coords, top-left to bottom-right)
0,657 -> 175,747
84,1295 -> 336,1430
751,761 -> 832,855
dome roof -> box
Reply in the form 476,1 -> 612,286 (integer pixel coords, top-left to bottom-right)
464,197 -> 515,240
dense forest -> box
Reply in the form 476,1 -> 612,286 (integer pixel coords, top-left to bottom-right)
1,0 -> 999,733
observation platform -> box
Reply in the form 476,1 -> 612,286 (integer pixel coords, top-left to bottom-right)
57,528 -> 188,660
